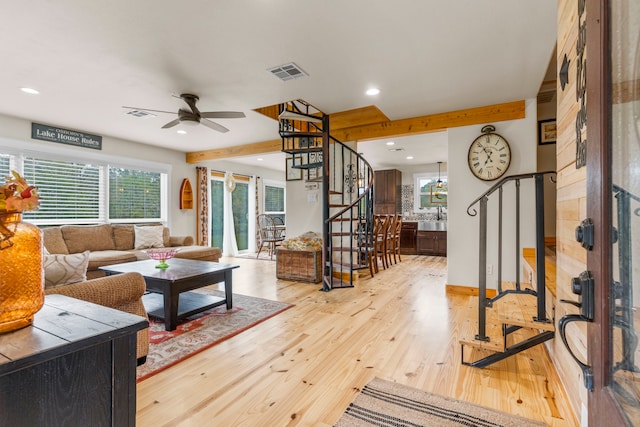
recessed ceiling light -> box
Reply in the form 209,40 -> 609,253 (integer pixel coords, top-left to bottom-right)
365,88 -> 380,96
257,158 -> 264,161
385,141 -> 395,146
20,87 -> 39,95
406,156 -> 414,160
176,130 -> 187,135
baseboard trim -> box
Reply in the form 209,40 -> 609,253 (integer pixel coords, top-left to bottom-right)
445,284 -> 498,298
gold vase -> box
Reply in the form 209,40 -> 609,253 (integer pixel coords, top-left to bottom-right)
0,212 -> 44,333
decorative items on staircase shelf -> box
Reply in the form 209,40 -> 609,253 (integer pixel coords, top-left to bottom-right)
179,178 -> 193,209
0,171 -> 44,333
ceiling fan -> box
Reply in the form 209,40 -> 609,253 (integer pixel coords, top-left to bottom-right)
124,93 -> 245,133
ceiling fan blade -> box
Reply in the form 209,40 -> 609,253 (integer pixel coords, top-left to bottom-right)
122,106 -> 176,115
161,118 -> 181,129
200,119 -> 229,133
200,111 -> 246,119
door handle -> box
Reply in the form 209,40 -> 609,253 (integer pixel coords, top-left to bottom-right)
575,218 -> 594,250
560,271 -> 595,320
559,270 -> 595,391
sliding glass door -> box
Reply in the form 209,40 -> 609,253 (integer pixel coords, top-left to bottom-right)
210,178 -> 249,252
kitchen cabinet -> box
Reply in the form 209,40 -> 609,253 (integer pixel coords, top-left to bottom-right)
400,221 -> 417,254
417,231 -> 447,256
374,169 -> 402,214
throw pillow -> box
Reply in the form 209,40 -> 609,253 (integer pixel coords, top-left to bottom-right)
44,250 -> 90,289
134,225 -> 165,249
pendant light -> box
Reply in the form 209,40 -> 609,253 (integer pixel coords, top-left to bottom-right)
436,161 -> 443,188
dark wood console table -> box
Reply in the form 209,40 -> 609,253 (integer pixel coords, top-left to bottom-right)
0,294 -> 148,427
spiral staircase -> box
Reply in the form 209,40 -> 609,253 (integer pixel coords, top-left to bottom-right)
278,100 -> 374,290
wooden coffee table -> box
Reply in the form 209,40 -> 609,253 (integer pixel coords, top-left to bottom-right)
100,258 -> 239,331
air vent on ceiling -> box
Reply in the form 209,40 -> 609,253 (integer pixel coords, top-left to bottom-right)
537,90 -> 556,104
125,110 -> 156,119
267,62 -> 308,81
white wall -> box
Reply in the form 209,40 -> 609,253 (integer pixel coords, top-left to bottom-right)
447,99 -> 539,288
285,179 -> 323,238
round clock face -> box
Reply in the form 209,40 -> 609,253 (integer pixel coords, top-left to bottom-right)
467,132 -> 512,181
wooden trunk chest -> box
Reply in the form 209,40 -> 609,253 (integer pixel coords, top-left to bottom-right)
276,248 -> 322,283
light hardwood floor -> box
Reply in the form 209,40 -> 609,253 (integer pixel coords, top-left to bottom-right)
136,255 -> 577,427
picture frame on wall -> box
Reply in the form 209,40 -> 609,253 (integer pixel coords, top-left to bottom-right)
538,119 -> 557,145
286,157 -> 302,181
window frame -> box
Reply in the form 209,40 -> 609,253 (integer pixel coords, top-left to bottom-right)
0,139 -> 170,226
413,172 -> 448,213
263,179 -> 286,224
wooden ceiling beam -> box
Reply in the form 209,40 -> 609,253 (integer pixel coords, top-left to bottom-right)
186,100 -> 526,163
186,139 -> 282,164
332,100 -> 526,142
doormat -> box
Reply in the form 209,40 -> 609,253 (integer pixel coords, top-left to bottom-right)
137,289 -> 293,382
335,377 -> 547,427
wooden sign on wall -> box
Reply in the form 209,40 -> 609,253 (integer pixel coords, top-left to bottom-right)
31,123 -> 102,150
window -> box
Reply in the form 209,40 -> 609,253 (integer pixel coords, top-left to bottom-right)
1,149 -> 168,225
210,177 -> 250,252
264,180 -> 285,224
109,167 -> 162,220
414,173 -> 447,212
23,157 -> 101,222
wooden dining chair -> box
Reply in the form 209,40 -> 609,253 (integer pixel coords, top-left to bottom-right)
374,215 -> 390,271
390,214 -> 403,264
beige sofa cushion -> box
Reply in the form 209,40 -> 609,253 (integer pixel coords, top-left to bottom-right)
87,250 -> 138,271
61,224 -> 116,253
44,251 -> 90,289
112,224 -> 135,250
134,225 -> 165,249
42,227 -> 69,254
174,246 -> 222,262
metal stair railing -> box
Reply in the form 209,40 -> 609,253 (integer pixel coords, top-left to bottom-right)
466,171 -> 556,342
278,101 -> 374,291
323,134 -> 374,290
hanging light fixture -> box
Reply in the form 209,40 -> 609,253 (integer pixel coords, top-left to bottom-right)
436,161 -> 444,188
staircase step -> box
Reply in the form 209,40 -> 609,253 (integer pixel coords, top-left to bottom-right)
329,204 -> 350,208
499,281 -> 535,292
459,335 -> 504,352
522,247 -> 557,297
280,131 -> 324,139
328,260 -> 369,270
496,293 -> 555,331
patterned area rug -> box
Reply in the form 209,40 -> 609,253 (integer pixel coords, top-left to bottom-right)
137,289 -> 293,382
336,377 -> 547,427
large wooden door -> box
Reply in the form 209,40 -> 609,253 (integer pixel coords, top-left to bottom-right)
588,1 -> 640,425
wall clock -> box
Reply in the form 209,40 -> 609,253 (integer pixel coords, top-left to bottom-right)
467,125 -> 511,181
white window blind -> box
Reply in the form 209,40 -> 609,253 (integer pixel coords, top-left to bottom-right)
109,167 -> 162,220
264,183 -> 285,224
22,157 -> 102,222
